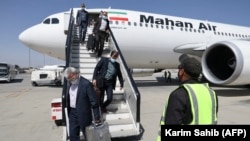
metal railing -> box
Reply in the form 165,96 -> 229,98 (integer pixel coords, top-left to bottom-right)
61,8 -> 74,126
109,30 -> 141,125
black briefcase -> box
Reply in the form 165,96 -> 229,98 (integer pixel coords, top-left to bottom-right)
87,34 -> 95,50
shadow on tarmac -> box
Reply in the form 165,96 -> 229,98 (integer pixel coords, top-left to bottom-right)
135,77 -> 179,87
0,78 -> 23,84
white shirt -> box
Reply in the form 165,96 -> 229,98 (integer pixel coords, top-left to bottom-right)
99,18 -> 107,31
69,83 -> 78,108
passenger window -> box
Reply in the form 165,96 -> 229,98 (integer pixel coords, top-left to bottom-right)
43,18 -> 50,24
40,74 -> 48,79
52,18 -> 59,24
110,21 -> 113,24
134,22 -> 137,26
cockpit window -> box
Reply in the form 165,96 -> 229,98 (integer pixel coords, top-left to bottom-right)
43,18 -> 50,24
52,18 -> 59,24
43,18 -> 59,24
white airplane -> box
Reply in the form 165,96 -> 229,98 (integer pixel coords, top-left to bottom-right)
19,8 -> 250,86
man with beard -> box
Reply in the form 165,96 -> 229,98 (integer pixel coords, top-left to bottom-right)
64,67 -> 100,141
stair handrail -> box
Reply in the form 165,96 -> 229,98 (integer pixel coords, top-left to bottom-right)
109,30 -> 141,124
62,8 -> 75,126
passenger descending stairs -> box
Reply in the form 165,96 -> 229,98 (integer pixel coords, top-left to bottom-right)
68,25 -> 139,138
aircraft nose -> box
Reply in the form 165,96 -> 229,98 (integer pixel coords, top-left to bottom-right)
19,29 -> 30,45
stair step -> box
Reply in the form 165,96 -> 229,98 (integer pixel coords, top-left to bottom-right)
113,89 -> 125,94
107,100 -> 127,110
71,46 -> 86,50
71,53 -> 98,58
109,124 -> 138,138
71,58 -> 98,63
104,112 -> 130,121
105,105 -> 129,114
79,69 -> 94,74
71,49 -> 90,54
112,93 -> 125,101
70,63 -> 96,68
106,116 -> 133,125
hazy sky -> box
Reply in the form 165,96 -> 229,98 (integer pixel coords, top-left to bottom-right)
0,0 -> 249,68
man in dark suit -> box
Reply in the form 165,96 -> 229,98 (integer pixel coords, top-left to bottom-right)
64,67 -> 100,141
92,50 -> 124,113
76,3 -> 89,44
93,11 -> 110,57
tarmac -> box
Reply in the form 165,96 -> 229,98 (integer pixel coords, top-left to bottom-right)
0,71 -> 250,141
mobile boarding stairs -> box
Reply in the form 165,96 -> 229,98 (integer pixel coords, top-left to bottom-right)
61,9 -> 143,140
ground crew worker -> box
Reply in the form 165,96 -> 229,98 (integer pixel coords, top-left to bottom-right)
157,57 -> 218,141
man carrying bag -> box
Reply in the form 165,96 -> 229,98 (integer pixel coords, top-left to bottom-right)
92,50 -> 124,113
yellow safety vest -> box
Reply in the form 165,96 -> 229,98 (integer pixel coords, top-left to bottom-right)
156,83 -> 217,141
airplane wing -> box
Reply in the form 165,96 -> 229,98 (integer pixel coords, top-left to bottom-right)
174,43 -> 207,57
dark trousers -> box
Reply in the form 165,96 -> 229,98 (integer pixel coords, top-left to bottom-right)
95,30 -> 106,57
69,108 -> 86,141
79,22 -> 88,42
100,79 -> 114,109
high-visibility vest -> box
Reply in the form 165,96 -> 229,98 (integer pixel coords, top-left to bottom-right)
156,83 -> 217,141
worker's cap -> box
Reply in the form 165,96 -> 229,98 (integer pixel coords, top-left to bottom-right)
81,3 -> 85,8
178,57 -> 202,78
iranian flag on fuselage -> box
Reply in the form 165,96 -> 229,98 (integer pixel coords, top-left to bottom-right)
108,11 -> 128,21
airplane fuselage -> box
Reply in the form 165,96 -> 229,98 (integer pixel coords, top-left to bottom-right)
19,8 -> 250,69
19,8 -> 250,85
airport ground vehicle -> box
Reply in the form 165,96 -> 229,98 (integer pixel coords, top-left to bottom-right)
31,65 -> 65,86
51,98 -> 63,126
0,62 -> 17,82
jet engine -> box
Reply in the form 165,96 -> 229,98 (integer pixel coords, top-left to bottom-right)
201,40 -> 250,85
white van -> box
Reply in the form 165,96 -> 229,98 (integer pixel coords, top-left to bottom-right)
31,69 -> 63,86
